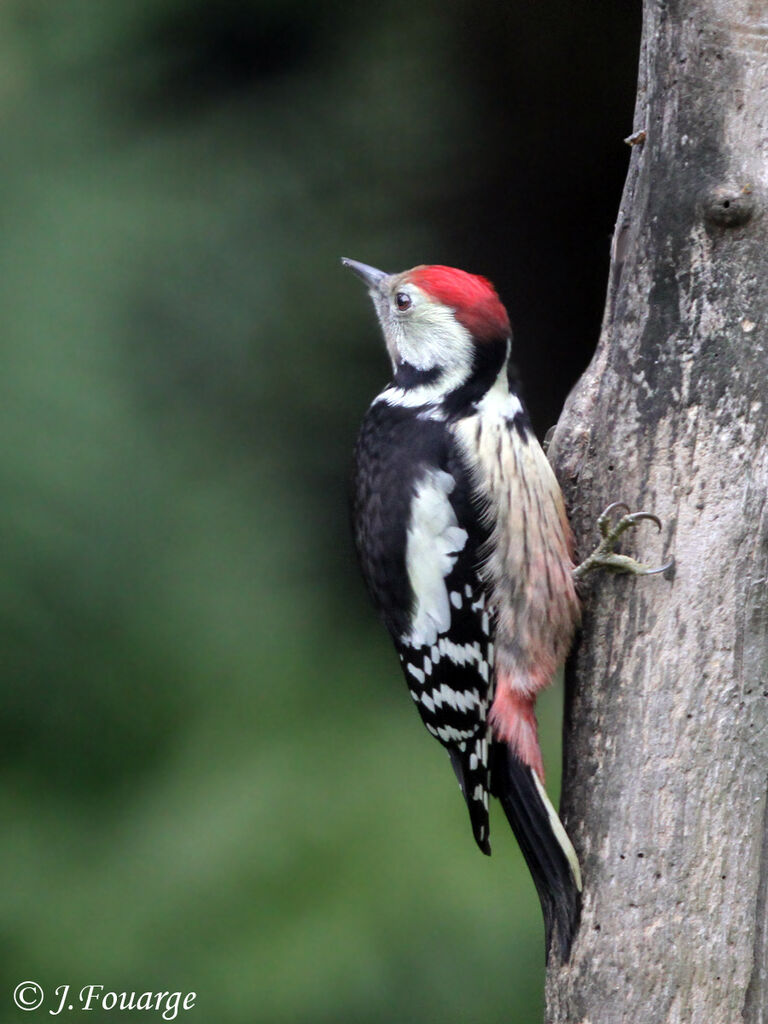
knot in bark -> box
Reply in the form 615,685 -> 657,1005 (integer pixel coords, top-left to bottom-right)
701,184 -> 756,229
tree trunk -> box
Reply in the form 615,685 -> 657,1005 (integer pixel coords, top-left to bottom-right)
545,2 -> 768,1021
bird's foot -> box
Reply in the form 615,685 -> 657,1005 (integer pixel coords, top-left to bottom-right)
572,502 -> 673,583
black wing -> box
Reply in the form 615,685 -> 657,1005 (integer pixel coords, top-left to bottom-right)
352,401 -> 495,853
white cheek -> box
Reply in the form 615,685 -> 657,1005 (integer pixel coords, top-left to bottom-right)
397,304 -> 475,381
373,301 -> 403,368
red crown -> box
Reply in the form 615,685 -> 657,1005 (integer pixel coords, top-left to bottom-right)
407,265 -> 511,342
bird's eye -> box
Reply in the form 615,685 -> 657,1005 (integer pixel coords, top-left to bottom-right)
395,292 -> 412,311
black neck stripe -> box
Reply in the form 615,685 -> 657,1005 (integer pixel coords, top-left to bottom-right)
393,361 -> 442,389
441,337 -> 509,417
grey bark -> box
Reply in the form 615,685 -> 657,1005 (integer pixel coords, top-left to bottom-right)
545,2 -> 768,1022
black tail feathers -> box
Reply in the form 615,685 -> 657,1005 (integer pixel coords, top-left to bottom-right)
490,742 -> 582,962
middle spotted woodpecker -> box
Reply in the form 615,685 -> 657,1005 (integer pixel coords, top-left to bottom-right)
344,258 -> 669,960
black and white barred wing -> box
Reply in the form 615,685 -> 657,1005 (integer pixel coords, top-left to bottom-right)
396,466 -> 496,855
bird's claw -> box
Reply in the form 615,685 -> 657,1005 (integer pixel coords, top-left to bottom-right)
598,503 -> 662,540
573,502 -> 673,582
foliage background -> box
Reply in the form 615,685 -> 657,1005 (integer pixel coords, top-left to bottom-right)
1,2 -> 639,1021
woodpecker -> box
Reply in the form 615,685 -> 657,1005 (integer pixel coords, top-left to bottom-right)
344,258 -> 667,961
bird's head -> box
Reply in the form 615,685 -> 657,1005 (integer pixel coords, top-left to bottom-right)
342,259 -> 512,407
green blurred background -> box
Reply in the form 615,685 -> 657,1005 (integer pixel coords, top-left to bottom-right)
0,3 -> 640,1021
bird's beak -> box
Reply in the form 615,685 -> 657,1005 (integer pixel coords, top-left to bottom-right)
341,258 -> 388,291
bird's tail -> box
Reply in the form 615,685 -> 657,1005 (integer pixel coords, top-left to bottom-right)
490,741 -> 582,961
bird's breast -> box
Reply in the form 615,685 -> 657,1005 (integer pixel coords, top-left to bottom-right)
452,393 -> 580,696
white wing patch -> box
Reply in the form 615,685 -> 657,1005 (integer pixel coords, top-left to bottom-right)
403,468 -> 467,647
